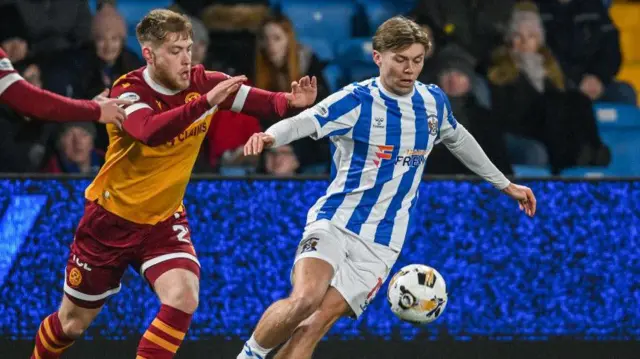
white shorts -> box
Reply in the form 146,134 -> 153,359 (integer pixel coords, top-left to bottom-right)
292,219 -> 399,318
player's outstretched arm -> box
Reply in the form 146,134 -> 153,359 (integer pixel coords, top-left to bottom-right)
244,86 -> 362,156
203,69 -> 317,119
0,78 -> 132,125
440,124 -> 536,217
244,114 -> 318,155
122,76 -> 246,146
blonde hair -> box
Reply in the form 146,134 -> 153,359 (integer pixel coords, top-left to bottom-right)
136,9 -> 193,47
373,16 -> 431,53
254,14 -> 300,92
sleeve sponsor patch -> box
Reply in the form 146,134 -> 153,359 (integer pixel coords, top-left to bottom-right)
0,58 -> 15,72
118,92 -> 141,103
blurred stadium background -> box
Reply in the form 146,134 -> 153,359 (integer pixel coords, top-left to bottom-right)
1,0 -> 640,358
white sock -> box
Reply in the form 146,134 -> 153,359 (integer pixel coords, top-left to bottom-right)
237,334 -> 272,359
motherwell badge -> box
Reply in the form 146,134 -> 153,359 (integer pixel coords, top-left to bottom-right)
185,92 -> 201,103
68,268 -> 82,287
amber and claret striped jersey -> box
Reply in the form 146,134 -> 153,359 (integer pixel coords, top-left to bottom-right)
85,64 -> 292,224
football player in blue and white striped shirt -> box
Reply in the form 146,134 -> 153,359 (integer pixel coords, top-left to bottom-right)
238,16 -> 536,359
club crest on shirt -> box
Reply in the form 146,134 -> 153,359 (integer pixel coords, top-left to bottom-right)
0,58 -> 14,71
427,115 -> 438,136
185,92 -> 200,103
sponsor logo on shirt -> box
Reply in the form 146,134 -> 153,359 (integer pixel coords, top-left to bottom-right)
0,58 -> 14,72
118,92 -> 140,102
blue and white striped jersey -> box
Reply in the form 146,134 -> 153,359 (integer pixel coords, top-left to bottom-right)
305,77 -> 458,251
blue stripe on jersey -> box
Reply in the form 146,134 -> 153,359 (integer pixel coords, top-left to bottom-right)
314,90 -> 361,128
325,127 -> 352,137
316,87 -> 372,221
329,141 -> 337,181
428,87 -> 446,141
374,90 -> 429,246
345,90 -> 402,235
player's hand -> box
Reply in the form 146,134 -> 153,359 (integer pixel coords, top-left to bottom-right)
502,183 -> 537,217
244,132 -> 275,156
94,89 -> 133,130
285,76 -> 317,108
206,75 -> 247,107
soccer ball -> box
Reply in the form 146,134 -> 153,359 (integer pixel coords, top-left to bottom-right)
387,264 -> 448,325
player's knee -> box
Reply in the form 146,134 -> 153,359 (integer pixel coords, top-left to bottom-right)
288,295 -> 321,320
162,286 -> 199,314
58,313 -> 91,339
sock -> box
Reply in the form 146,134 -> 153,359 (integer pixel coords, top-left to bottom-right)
31,312 -> 75,359
136,304 -> 192,359
237,334 -> 272,359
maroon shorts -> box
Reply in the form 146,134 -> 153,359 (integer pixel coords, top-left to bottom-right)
63,201 -> 200,308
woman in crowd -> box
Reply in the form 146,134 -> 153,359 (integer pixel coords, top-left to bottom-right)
488,2 -> 610,174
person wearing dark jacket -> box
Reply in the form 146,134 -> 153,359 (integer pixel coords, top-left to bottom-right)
537,0 -> 636,104
424,44 -> 513,176
0,61 -> 57,172
410,0 -> 515,70
489,2 -> 610,174
77,4 -> 144,151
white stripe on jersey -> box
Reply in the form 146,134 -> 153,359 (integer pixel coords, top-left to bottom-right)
124,102 -> 152,115
0,73 -> 23,97
359,89 -> 416,242
306,78 -> 451,252
231,84 -> 250,112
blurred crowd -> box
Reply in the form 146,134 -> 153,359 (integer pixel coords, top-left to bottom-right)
0,0 -> 638,176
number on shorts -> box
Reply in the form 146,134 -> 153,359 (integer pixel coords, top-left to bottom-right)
172,224 -> 191,243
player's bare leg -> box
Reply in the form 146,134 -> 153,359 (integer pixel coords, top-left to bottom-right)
31,296 -> 102,359
137,268 -> 200,359
274,287 -> 350,359
238,258 -> 333,358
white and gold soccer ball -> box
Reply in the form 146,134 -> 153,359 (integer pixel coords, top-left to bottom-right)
387,264 -> 448,325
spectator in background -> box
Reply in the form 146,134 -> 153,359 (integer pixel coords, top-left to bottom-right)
5,0 -> 94,97
537,0 -> 637,105
263,145 -> 300,176
82,4 -> 143,97
10,0 -> 92,57
255,14 -> 330,105
189,15 -> 210,66
410,0 -> 515,69
0,61 -> 57,172
0,4 -> 30,64
488,2 -> 610,174
78,3 -> 143,150
43,122 -> 104,174
254,13 -> 331,174
425,44 -> 513,175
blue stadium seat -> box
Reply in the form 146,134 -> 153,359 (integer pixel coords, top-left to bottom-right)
117,0 -> 173,33
126,34 -> 142,59
335,38 -> 374,64
334,38 -> 378,83
355,0 -> 398,34
279,0 -> 356,42
298,36 -> 334,62
594,104 -> 640,176
559,167 -> 617,178
88,0 -> 98,14
322,63 -> 344,92
512,165 -> 552,177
